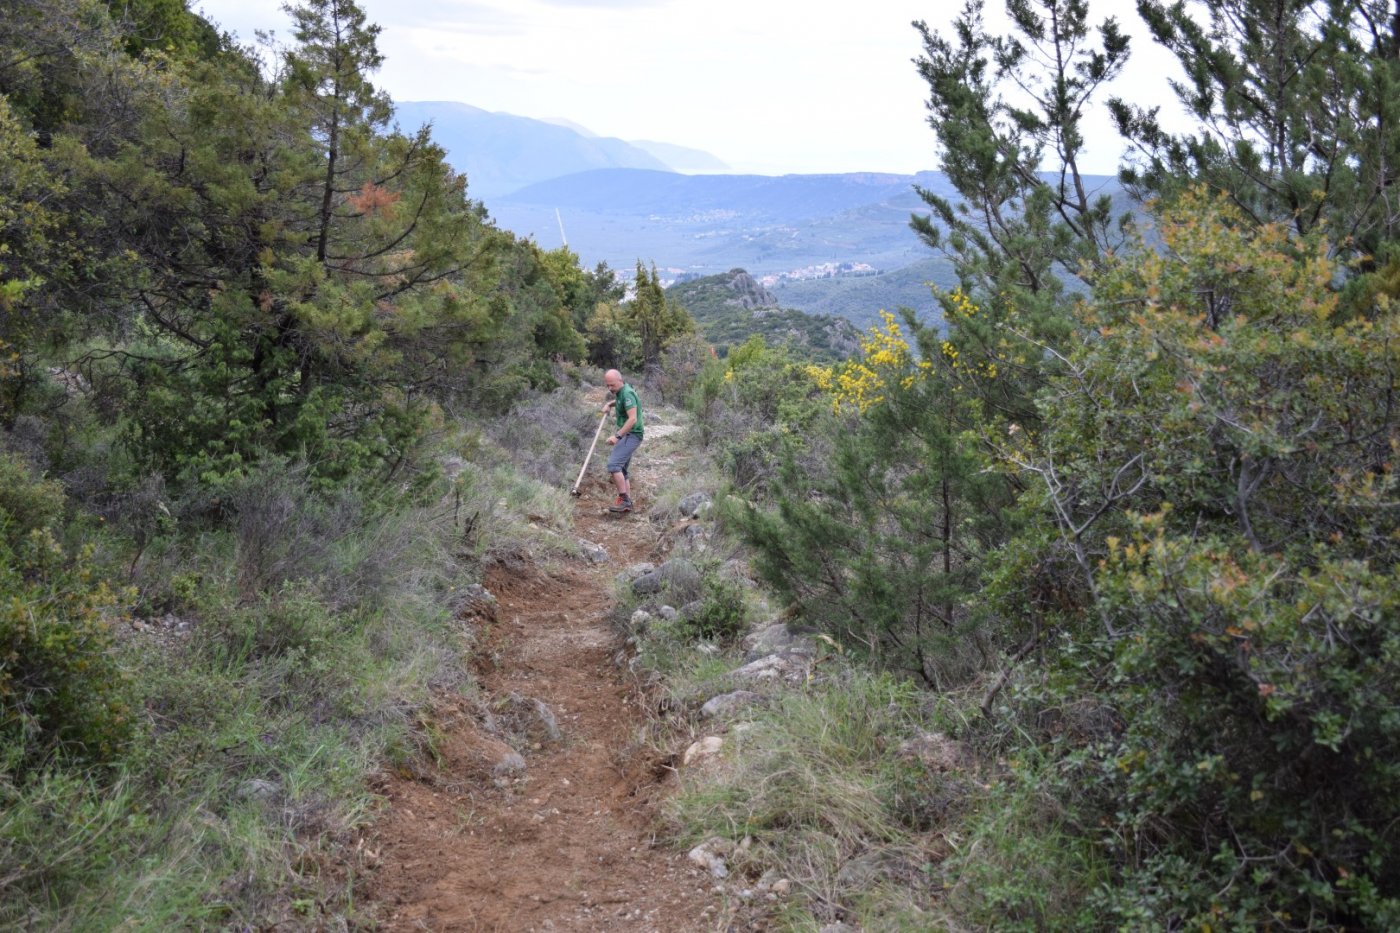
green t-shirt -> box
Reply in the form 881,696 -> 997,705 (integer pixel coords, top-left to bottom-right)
614,384 -> 644,439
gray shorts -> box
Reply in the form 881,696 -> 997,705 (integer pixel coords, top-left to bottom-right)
606,433 -> 641,477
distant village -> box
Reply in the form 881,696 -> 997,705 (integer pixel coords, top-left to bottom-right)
656,260 -> 879,291
757,261 -> 878,286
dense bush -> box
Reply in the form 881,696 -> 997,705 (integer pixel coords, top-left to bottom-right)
727,320 -> 1011,689
0,453 -> 132,776
674,574 -> 748,643
993,194 -> 1400,926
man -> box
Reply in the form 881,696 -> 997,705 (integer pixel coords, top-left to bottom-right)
602,368 -> 643,513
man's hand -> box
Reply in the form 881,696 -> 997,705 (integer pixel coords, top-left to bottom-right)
606,434 -> 618,445
601,400 -> 615,413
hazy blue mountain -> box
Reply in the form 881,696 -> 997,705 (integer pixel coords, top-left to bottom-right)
627,140 -> 729,172
487,168 -> 955,271
393,101 -> 673,198
484,168 -> 1125,326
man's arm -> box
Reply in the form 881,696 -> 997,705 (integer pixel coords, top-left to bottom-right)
615,406 -> 636,437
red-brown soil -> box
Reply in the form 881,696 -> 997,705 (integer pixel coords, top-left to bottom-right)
360,469 -> 723,931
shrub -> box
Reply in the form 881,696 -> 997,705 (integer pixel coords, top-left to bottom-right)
999,192 -> 1400,925
674,574 -> 748,643
0,453 -> 132,776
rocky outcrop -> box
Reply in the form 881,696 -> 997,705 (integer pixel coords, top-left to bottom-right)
720,269 -> 779,310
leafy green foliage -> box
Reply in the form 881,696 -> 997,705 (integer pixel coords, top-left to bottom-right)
586,263 -> 694,370
0,453 -> 132,776
731,317 -> 1011,689
673,574 -> 748,643
995,192 -> 1400,926
913,0 -> 1130,296
686,336 -> 829,492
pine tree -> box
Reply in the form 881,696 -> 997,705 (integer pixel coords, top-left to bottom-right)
1112,0 -> 1400,264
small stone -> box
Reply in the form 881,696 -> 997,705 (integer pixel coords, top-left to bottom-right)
743,623 -> 817,662
461,583 -> 498,622
731,652 -> 810,684
630,609 -> 653,631
682,736 -> 724,766
658,605 -> 678,620
687,844 -> 729,879
578,539 -> 608,563
773,879 -> 792,896
492,751 -> 526,777
238,778 -> 279,802
897,731 -> 971,772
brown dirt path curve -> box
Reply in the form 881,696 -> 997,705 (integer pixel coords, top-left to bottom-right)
361,408 -> 723,932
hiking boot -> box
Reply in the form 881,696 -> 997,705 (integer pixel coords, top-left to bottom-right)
608,495 -> 632,513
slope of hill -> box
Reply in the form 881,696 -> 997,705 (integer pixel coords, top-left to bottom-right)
770,258 -> 956,331
393,101 -> 674,198
629,139 -> 729,172
667,269 -> 861,360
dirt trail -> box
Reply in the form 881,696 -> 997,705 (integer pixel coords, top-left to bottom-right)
363,415 -> 721,931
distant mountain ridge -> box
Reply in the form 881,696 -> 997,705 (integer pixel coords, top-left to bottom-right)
485,167 -> 1124,327
393,101 -> 730,197
392,101 -> 679,198
394,101 -> 1124,330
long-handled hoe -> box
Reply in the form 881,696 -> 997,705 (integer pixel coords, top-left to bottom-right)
570,409 -> 609,497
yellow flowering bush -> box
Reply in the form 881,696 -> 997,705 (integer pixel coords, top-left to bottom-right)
804,311 -> 933,412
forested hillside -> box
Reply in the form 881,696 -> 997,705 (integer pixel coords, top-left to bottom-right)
666,269 -> 861,360
691,0 -> 1400,927
4,0 -> 1400,929
0,0 -> 697,924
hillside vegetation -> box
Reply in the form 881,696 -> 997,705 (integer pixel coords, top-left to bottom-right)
0,0 -> 695,925
662,1 -> 1400,927
666,269 -> 861,360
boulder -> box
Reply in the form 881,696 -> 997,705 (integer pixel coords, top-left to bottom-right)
492,750 -> 527,778
682,735 -> 724,767
897,731 -> 971,773
677,491 -> 712,518
687,837 -> 733,878
615,562 -> 656,589
730,652 -> 811,684
497,693 -> 562,744
743,623 -> 817,662
631,557 -> 701,599
835,849 -> 917,893
700,690 -> 763,719
461,583 -> 498,622
678,599 -> 706,621
238,778 -> 280,803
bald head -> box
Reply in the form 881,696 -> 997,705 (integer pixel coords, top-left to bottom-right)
604,369 -> 623,392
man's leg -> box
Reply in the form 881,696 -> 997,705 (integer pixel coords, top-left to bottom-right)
606,436 -> 640,510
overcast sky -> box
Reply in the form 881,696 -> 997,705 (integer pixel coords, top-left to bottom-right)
193,0 -> 1184,177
